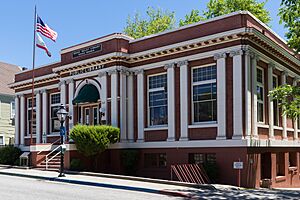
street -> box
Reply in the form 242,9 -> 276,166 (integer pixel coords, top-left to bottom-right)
0,174 -> 181,200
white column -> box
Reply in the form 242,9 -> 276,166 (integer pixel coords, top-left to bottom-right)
136,69 -> 144,142
14,96 -> 20,145
127,72 -> 134,142
42,89 -> 47,143
268,64 -> 275,140
293,78 -> 299,140
59,80 -> 66,106
120,69 -> 128,142
244,50 -> 253,139
214,53 -> 227,140
230,50 -> 243,139
165,63 -> 176,142
20,95 -> 25,146
178,60 -> 189,141
68,79 -> 75,129
98,72 -> 107,122
35,91 -> 41,144
251,54 -> 258,138
109,69 -> 118,127
282,71 -> 287,140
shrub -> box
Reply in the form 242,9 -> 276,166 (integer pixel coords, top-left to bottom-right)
70,158 -> 84,171
70,125 -> 120,157
121,150 -> 139,175
0,146 -> 21,165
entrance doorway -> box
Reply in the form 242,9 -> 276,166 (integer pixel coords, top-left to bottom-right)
261,152 -> 271,179
80,104 -> 100,125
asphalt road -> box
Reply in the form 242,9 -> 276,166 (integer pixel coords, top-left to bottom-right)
0,174 -> 181,200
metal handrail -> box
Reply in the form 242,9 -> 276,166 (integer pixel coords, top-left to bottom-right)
46,150 -> 61,169
45,145 -> 61,170
37,138 -> 61,155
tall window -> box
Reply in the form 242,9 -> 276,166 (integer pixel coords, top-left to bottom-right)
148,73 -> 168,126
144,153 -> 167,168
27,98 -> 36,135
192,65 -> 217,123
50,93 -> 60,133
257,67 -> 264,123
273,75 -> 279,126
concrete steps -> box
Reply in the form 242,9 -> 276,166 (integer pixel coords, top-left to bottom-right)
36,155 -> 61,171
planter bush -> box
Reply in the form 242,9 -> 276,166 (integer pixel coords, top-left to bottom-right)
0,146 -> 21,165
70,158 -> 84,171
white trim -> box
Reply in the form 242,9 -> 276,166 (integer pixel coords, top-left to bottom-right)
166,64 -> 175,142
42,90 -> 47,142
14,96 -> 19,145
191,64 -> 217,124
61,34 -> 133,54
147,73 -> 168,127
256,66 -> 265,123
74,78 -> 101,98
144,126 -> 168,131
35,92 -> 41,144
131,45 -> 243,71
179,62 -> 189,141
137,70 -> 145,142
111,71 -> 118,127
9,73 -> 58,88
232,51 -> 243,139
251,55 -> 258,137
188,123 -> 218,129
257,124 -> 269,129
15,84 -> 58,96
20,95 -> 25,145
274,126 -> 283,130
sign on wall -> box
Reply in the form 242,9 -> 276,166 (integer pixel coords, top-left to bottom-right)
233,161 -> 243,169
72,44 -> 102,58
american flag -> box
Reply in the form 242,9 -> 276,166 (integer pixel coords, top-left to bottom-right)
36,15 -> 57,42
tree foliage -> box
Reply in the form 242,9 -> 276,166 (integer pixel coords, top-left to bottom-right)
203,0 -> 271,24
123,7 -> 175,39
70,125 -> 120,157
0,146 -> 21,165
279,0 -> 300,53
179,9 -> 205,27
269,84 -> 300,119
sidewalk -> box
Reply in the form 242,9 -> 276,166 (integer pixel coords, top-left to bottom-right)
0,166 -> 207,198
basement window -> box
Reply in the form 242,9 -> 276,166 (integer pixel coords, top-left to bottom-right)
144,153 -> 166,168
276,152 -> 285,176
289,152 -> 297,167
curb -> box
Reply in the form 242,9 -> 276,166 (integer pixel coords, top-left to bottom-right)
65,170 -> 216,191
0,170 -> 192,198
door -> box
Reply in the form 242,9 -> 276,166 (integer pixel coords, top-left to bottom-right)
92,106 -> 98,125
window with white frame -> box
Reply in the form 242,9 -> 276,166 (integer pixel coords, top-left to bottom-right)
192,65 -> 217,123
27,98 -> 36,135
148,73 -> 168,126
273,75 -> 279,126
257,67 -> 264,123
0,135 -> 4,145
10,101 -> 15,119
50,93 -> 60,133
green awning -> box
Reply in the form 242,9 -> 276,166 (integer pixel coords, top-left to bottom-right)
72,84 -> 100,104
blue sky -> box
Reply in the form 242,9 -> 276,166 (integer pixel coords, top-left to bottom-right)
0,0 -> 284,68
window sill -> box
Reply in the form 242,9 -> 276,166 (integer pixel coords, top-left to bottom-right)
144,126 -> 168,131
24,135 -> 36,139
275,176 -> 286,182
48,133 -> 60,137
274,126 -> 283,130
257,124 -> 269,129
189,123 -> 217,128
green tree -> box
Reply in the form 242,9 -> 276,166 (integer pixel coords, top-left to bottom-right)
269,85 -> 300,119
203,0 -> 271,24
70,125 -> 120,170
279,0 -> 300,53
179,9 -> 205,27
123,7 -> 176,39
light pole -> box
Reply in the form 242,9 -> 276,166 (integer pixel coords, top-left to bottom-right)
56,104 -> 68,177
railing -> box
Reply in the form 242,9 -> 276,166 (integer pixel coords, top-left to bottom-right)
37,138 -> 61,155
45,145 -> 61,170
170,164 -> 210,184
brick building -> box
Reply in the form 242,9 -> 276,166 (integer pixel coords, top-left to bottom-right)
11,11 -> 300,188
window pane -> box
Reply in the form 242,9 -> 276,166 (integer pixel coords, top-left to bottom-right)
0,136 -> 3,145
158,154 -> 167,167
206,154 -> 216,164
144,154 -> 157,168
257,86 -> 264,101
149,91 -> 167,107
51,93 -> 60,104
193,83 -> 216,102
193,66 -> 216,82
194,100 -> 217,122
51,106 -> 60,132
257,102 -> 264,122
149,74 -> 167,89
150,106 -> 168,125
257,68 -> 263,84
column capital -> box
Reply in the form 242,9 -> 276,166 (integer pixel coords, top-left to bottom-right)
229,49 -> 243,57
107,69 -> 118,75
294,77 -> 300,84
66,78 -> 74,84
177,60 -> 188,67
134,69 -> 144,75
41,89 -> 47,93
164,62 -> 176,70
244,50 -> 256,59
58,80 -> 66,87
34,90 -> 41,95
98,71 -> 107,78
282,70 -> 288,77
119,68 -> 130,76
213,52 -> 227,60
268,62 -> 275,70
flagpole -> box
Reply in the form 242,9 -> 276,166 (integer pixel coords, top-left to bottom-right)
30,5 -> 37,145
